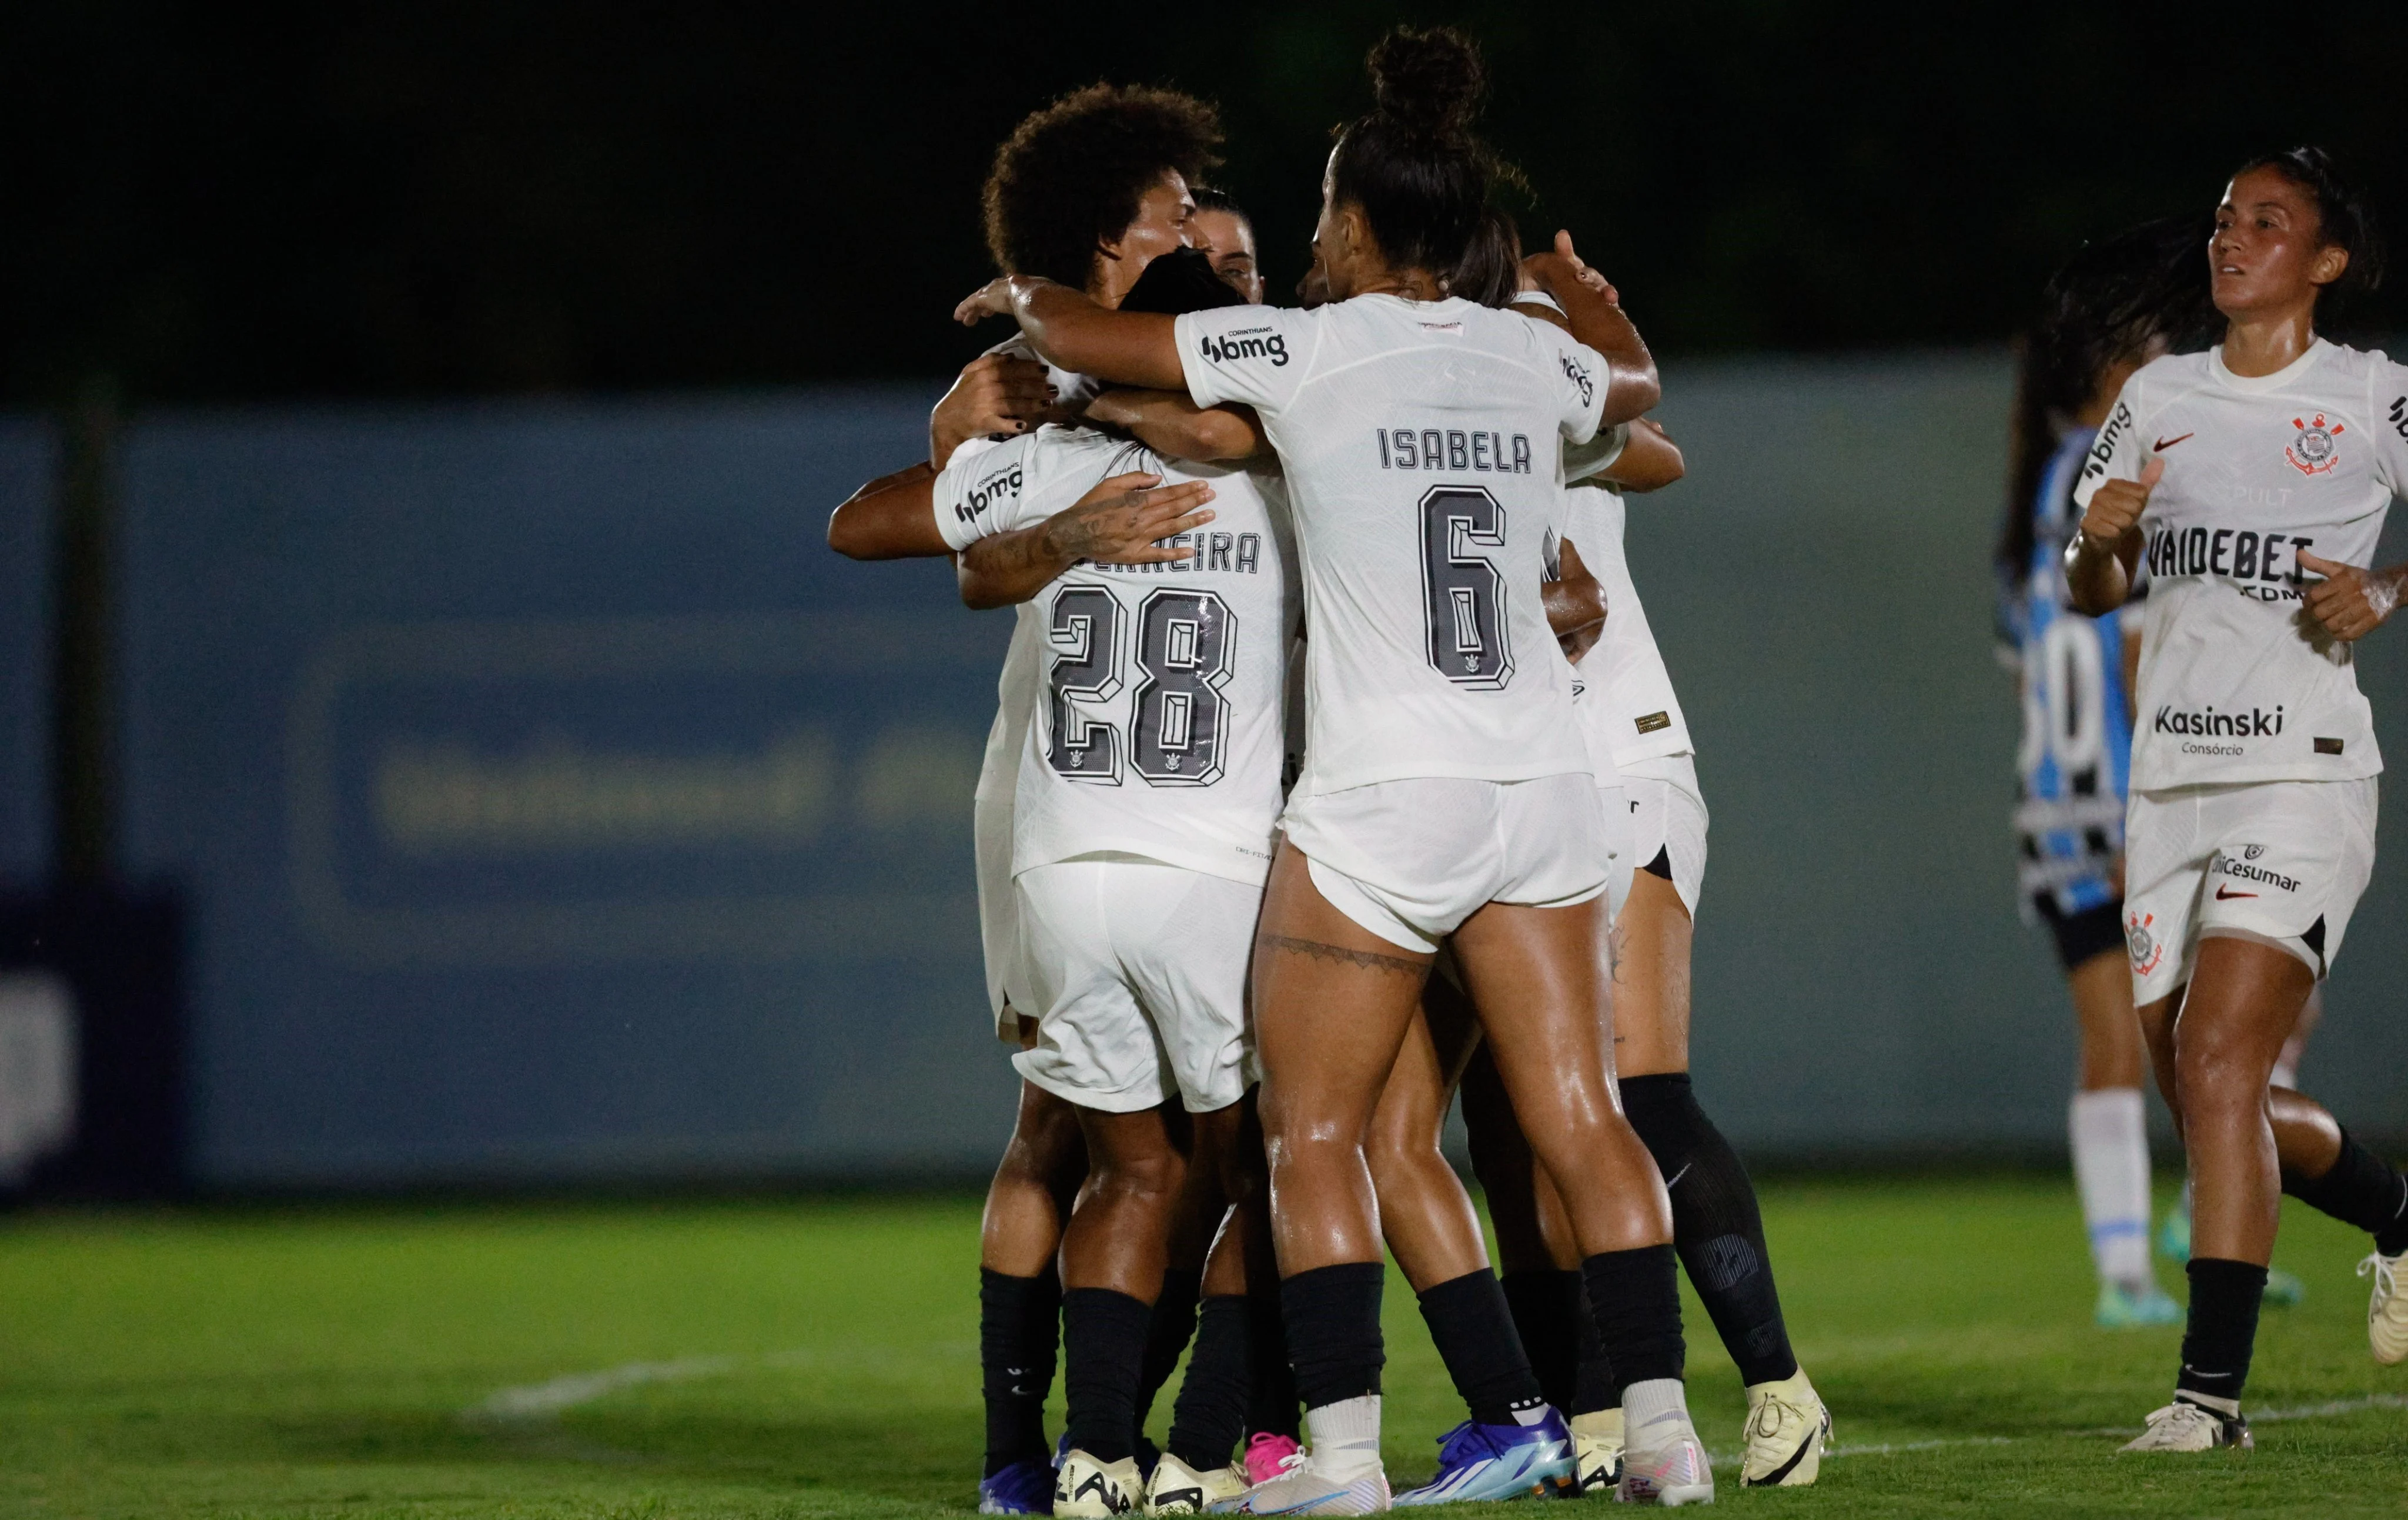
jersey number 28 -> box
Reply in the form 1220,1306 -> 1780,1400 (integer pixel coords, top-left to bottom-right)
1047,587 -> 1237,787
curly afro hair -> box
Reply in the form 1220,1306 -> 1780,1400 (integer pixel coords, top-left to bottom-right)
982,83 -> 1223,290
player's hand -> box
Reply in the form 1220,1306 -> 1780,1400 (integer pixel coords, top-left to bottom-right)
2295,551 -> 2406,642
954,277 -> 1018,324
1038,472 -> 1218,566
2078,454 -> 2161,545
1524,231 -> 1619,305
929,354 -> 1059,467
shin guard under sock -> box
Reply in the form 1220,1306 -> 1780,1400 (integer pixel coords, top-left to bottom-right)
1245,1285 -> 1300,1437
2283,1129 -> 2408,1256
1280,1262 -> 1386,1410
1168,1294 -> 1251,1471
1136,1267 -> 1203,1434
2176,1258 -> 2267,1405
1621,1072 -> 1800,1385
1416,1269 -> 1549,1425
1580,1244 -> 1684,1397
1062,1287 -> 1154,1464
980,1267 -> 1062,1475
1500,1268 -> 1583,1412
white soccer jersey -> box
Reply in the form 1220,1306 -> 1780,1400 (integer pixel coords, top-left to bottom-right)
939,336 -> 1102,471
2073,341 -> 2408,788
1558,480 -> 1693,768
1175,296 -> 1607,795
934,424 -> 1298,886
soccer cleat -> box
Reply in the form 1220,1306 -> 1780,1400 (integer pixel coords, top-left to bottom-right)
2095,1280 -> 2183,1328
1391,1411 -> 1573,1505
1242,1434 -> 1303,1486
1615,1428 -> 1713,1506
2263,1267 -> 2307,1308
981,1458 -> 1059,1515
2118,1399 -> 2252,1452
1568,1408 -> 1622,1495
1209,1447 -> 1389,1515
1740,1369 -> 1829,1487
1055,1449 -> 1145,1518
1146,1452 -> 1248,1515
2359,1250 -> 2408,1364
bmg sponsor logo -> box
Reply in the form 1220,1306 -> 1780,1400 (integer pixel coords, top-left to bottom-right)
1196,328 -> 1289,367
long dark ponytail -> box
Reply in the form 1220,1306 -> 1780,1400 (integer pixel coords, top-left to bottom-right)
1328,28 -> 1516,278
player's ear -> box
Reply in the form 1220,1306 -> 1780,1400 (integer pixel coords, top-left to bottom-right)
2310,242 -> 2350,290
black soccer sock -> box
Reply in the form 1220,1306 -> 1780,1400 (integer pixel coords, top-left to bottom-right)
1621,1072 -> 1800,1385
1245,1283 -> 1301,1437
2283,1129 -> 2408,1256
1500,1268 -> 1583,1412
1570,1281 -> 1618,1417
1280,1261 -> 1386,1410
2176,1257 -> 2267,1406
1136,1267 -> 1203,1435
1580,1244 -> 1684,1395
980,1267 -> 1061,1476
1417,1269 -> 1549,1425
1167,1294 -> 1251,1471
1062,1287 -> 1155,1464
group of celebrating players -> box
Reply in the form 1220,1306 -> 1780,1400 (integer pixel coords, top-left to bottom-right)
831,24 -> 2408,1511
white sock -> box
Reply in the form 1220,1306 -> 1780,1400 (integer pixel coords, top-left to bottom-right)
1621,1378 -> 1693,1448
2071,1088 -> 2153,1288
1304,1395 -> 1383,1471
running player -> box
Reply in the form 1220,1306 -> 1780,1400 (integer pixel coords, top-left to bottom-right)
829,82 -> 1226,1512
955,27 -> 1711,1507
2066,147 -> 2408,1453
1999,216 -> 2211,1329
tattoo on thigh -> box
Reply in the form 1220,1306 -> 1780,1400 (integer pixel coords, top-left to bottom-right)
1257,933 -> 1427,976
1607,920 -> 1626,984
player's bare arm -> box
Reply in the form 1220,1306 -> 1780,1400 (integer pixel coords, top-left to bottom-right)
1600,418 -> 1684,493
956,277 -> 1186,391
1082,390 -> 1265,461
957,473 -> 1217,610
1547,535 -> 1606,663
928,353 -> 1061,469
2296,550 -> 2408,642
2064,455 -> 2159,615
828,461 -> 949,559
1523,232 -> 1660,425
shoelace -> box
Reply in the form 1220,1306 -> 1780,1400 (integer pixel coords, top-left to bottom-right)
2357,1251 -> 2399,1324
1429,1421 -> 1502,1468
1748,1396 -> 1798,1439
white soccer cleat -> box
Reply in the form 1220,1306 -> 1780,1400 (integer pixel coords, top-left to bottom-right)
1147,1452 -> 1248,1515
1616,1421 -> 1713,1506
1569,1408 -> 1623,1495
1209,1447 -> 1389,1515
1056,1449 -> 1146,1517
2360,1250 -> 2408,1365
1739,1369 -> 1828,1486
2118,1400 -> 2253,1453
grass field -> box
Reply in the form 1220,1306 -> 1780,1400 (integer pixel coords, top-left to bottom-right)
2,1178 -> 2403,1519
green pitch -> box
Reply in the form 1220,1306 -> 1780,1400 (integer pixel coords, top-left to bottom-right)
2,1178 -> 2402,1518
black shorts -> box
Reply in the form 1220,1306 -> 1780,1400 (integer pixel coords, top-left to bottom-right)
2033,894 -> 2126,974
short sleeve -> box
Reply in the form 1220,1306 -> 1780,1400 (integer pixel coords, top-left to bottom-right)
934,428 -> 1146,550
1176,306 -> 1313,414
1533,325 -> 1610,446
1563,424 -> 1629,484
2369,354 -> 2408,500
2069,374 -> 2147,512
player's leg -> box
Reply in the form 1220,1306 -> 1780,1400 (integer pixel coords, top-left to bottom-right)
1157,1098 -> 1274,1511
978,1078 -> 1087,1512
1136,1104 -> 1216,1464
1366,972 -> 1572,1505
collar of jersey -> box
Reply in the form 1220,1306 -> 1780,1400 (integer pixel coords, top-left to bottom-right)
2208,337 -> 2327,394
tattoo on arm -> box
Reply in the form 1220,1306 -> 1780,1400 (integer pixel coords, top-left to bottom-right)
1257,933 -> 1429,977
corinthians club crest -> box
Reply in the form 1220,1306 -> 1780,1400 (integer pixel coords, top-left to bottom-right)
2286,413 -> 2345,475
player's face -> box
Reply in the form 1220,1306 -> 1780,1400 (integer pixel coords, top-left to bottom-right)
1311,149 -> 1373,299
1095,170 -> 1200,305
2211,167 -> 2348,320
1193,209 -> 1264,304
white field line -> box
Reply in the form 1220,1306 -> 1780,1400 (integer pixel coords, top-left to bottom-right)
1815,1390 -> 2408,1462
470,1355 -> 738,1419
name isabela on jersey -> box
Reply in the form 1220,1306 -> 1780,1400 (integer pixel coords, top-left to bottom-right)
1085,531 -> 1266,575
1374,428 -> 1535,474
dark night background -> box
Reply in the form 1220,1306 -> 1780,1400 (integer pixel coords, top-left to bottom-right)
7,1 -> 2408,407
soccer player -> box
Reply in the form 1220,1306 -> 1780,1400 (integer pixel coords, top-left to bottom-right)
2066,146 -> 2408,1453
955,26 -> 1713,1508
829,82 -> 1227,1512
1193,190 -> 1266,304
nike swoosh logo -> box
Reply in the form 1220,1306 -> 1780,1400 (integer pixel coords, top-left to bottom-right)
2216,886 -> 2258,900
1663,1162 -> 1693,1190
2154,433 -> 2195,451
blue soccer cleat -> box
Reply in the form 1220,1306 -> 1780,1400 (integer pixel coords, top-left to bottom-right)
1392,1411 -> 1573,1505
979,1457 -> 1058,1515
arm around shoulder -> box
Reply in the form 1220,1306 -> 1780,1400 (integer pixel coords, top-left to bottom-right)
829,463 -> 949,559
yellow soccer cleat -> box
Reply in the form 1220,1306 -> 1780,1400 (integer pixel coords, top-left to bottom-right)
1147,1451 -> 1249,1515
2359,1250 -> 2408,1365
1056,1449 -> 1146,1518
1568,1407 -> 1623,1496
1740,1370 -> 1830,1486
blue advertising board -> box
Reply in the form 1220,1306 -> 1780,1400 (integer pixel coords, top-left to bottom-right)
119,394 -> 1023,1185
0,421 -> 53,887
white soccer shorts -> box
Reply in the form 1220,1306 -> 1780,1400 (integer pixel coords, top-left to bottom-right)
1620,752 -> 1708,917
975,790 -> 1028,1042
2122,777 -> 2378,1005
1011,857 -> 1260,1114
1597,782 -> 1634,922
1283,772 -> 1609,954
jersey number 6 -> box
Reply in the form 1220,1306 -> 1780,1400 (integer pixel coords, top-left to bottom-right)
1420,486 -> 1514,689
1046,587 -> 1237,787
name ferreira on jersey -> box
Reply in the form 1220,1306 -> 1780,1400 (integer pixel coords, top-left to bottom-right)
1083,531 -> 1265,575
1374,428 -> 1536,474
